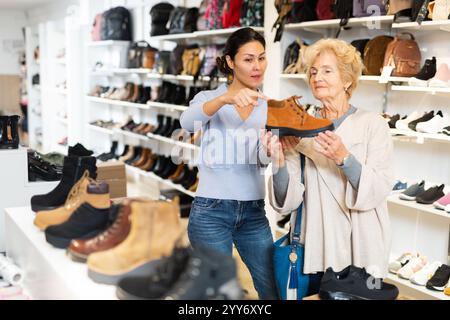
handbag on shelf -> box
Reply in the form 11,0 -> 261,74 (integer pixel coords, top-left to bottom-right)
273,154 -> 310,300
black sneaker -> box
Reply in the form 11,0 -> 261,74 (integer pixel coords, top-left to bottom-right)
45,201 -> 110,249
319,265 -> 399,300
399,180 -> 425,201
387,114 -> 400,129
442,125 -> 450,136
408,111 -> 436,131
415,184 -> 445,204
162,246 -> 244,300
426,264 -> 450,291
116,247 -> 191,300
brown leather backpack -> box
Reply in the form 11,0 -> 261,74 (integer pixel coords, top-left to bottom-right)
363,35 -> 394,75
383,32 -> 421,77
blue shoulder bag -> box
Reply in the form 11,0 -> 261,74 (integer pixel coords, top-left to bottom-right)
273,154 -> 310,300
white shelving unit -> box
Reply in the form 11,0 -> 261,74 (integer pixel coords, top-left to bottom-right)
25,26 -> 42,151
391,129 -> 450,144
391,85 -> 450,95
386,273 -> 450,300
387,194 -> 450,220
280,73 -> 412,84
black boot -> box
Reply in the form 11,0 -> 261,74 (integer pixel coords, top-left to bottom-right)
166,119 -> 181,138
28,150 -> 61,182
158,117 -> 173,137
414,57 -> 436,80
137,86 -> 151,104
173,85 -> 186,106
152,115 -> 166,135
125,147 -> 142,165
30,156 -> 97,212
156,82 -> 170,102
97,141 -> 118,161
69,143 -> 94,157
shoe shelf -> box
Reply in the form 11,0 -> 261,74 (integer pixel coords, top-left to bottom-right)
280,73 -> 411,84
392,20 -> 450,32
390,129 -> 450,144
390,85 -> 450,95
86,96 -> 151,110
150,27 -> 265,43
125,164 -> 196,198
284,15 -> 394,32
87,124 -> 114,136
116,129 -> 200,152
86,40 -> 130,47
87,95 -> 189,112
387,194 -> 450,220
386,273 -> 450,300
91,69 -> 228,83
4,207 -> 117,299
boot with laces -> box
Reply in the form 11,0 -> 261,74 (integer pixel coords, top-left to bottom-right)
33,171 -> 110,230
67,204 -> 130,263
266,96 -> 334,137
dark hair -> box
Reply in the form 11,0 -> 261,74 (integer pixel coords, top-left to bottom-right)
216,27 -> 266,76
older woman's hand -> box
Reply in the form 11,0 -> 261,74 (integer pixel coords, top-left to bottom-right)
314,131 -> 350,165
260,131 -> 300,168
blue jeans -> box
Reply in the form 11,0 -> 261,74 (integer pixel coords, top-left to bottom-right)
188,197 -> 278,300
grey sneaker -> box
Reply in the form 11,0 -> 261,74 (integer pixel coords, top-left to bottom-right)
399,180 -> 426,201
162,246 -> 244,300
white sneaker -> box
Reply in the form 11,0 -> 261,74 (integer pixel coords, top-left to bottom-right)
389,252 -> 416,274
416,111 -> 450,134
428,63 -> 450,88
395,111 -> 423,131
410,261 -> 442,286
431,0 -> 450,21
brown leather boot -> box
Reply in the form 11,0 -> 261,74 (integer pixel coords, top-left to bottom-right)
127,84 -> 140,102
132,148 -> 150,167
266,96 -> 334,137
169,164 -> 184,181
87,198 -> 183,285
34,172 -> 110,231
139,153 -> 157,171
67,203 -> 132,263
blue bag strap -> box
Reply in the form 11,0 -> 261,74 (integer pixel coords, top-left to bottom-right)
291,154 -> 305,245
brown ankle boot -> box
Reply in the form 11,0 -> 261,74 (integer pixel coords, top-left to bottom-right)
132,148 -> 150,167
266,96 -> 334,137
68,204 -> 132,263
87,198 -> 183,285
34,172 -> 110,231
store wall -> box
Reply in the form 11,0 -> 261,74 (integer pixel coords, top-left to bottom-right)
0,10 -> 27,75
24,0 -> 79,27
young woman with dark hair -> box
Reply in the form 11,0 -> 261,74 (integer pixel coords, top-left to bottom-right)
180,27 -> 277,299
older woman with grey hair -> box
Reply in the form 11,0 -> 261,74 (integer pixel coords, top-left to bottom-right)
261,38 -> 395,293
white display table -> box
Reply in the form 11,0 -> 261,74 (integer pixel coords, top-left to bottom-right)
0,147 -> 59,251
4,207 -> 117,300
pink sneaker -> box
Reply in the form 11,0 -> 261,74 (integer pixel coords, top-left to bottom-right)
428,63 -> 450,88
434,192 -> 450,210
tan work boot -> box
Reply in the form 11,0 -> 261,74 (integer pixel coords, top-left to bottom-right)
34,171 -> 110,231
266,96 -> 334,137
87,198 -> 183,285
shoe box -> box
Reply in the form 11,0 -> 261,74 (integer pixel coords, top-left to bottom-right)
97,161 -> 127,199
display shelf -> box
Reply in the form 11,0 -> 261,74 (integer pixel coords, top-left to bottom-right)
151,27 -> 265,43
280,73 -> 411,83
391,85 -> 450,94
386,273 -> 449,300
86,95 -> 188,112
392,20 -> 450,32
86,96 -> 150,110
86,40 -> 130,47
115,129 -> 199,151
125,164 -> 196,198
390,129 -> 450,144
387,194 -> 450,220
284,15 -> 394,32
88,124 -> 114,135
90,69 -> 228,82
4,207 -> 117,299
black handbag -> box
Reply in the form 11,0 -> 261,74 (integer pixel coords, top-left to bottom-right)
168,7 -> 199,34
149,2 -> 175,36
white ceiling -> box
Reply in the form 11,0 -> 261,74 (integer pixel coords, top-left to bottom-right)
0,0 -> 54,10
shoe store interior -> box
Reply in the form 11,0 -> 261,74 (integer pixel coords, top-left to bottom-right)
0,0 -> 449,301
